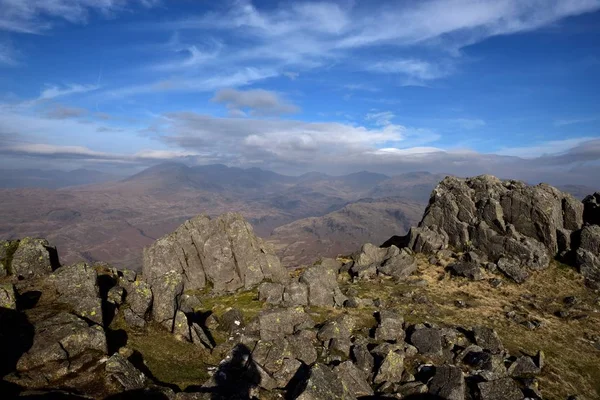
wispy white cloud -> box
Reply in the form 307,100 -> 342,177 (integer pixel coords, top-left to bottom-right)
451,118 -> 486,130
496,136 -> 596,158
39,84 -> 99,100
365,111 -> 396,127
554,116 -> 598,126
368,59 -> 452,84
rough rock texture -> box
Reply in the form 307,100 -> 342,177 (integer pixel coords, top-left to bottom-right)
49,263 -> 103,325
375,310 -> 405,342
9,311 -> 107,389
105,353 -> 147,391
352,243 -> 417,281
0,283 -> 16,309
334,361 -> 374,397
410,326 -> 442,356
143,213 -> 287,294
282,281 -> 308,306
373,350 -> 405,384
300,263 -> 346,307
428,365 -> 465,400
258,308 -> 314,341
447,261 -> 483,280
258,282 -> 284,304
9,238 -> 58,279
575,224 -> 600,284
411,175 -> 584,280
294,363 -> 356,400
477,377 -> 524,400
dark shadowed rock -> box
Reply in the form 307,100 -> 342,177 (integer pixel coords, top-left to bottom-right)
410,326 -> 442,356
447,261 -> 484,280
293,363 -> 356,400
497,257 -> 530,283
105,353 -> 147,391
0,240 -> 19,277
334,361 -> 374,397
583,192 -> 600,225
473,326 -> 504,354
49,263 -> 103,325
477,377 -> 524,400
378,248 -> 418,279
352,343 -> 374,378
273,357 -> 302,388
9,238 -> 58,279
508,355 -> 542,378
428,364 -> 465,400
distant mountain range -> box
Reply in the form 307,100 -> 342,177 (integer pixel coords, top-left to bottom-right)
0,163 -> 596,269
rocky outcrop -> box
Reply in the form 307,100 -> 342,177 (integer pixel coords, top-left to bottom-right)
350,243 -> 417,281
409,175 -> 584,281
1,238 -> 59,279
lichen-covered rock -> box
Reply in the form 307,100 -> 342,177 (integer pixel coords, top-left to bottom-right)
375,310 -> 404,342
334,361 -> 374,397
300,264 -> 346,307
273,357 -> 302,388
373,350 -> 405,384
173,311 -> 191,341
105,353 -> 147,391
107,286 -> 125,306
143,213 -> 288,294
477,377 -> 524,400
125,279 -> 153,321
283,281 -> 308,306
293,363 -> 356,400
259,308 -> 314,341
428,365 -> 465,400
258,282 -> 284,305
0,283 -> 17,309
412,175 -> 584,279
12,311 -> 107,388
150,270 -> 183,328
10,238 -> 58,279
49,263 -> 103,325
508,355 -> 542,378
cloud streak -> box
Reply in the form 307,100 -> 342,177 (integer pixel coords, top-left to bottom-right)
211,88 -> 299,116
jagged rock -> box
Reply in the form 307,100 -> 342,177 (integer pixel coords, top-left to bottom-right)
10,311 -> 107,388
320,258 -> 342,273
373,350 -> 405,384
273,357 -> 302,388
258,282 -> 284,305
462,351 -> 507,380
49,263 -> 103,325
378,248 -> 418,279
283,281 -> 309,306
317,314 -> 354,342
288,330 -> 318,365
508,355 -> 542,378
447,261 -> 484,280
300,264 -> 346,307
151,270 -> 183,328
583,192 -> 600,225
0,283 -> 16,309
575,225 -> 600,284
191,323 -> 214,349
105,353 -> 147,391
408,226 -> 449,253
352,343 -> 374,378
473,326 -> 504,354
253,339 -> 290,375
9,238 -> 58,279
409,326 -> 442,356
334,361 -> 374,397
477,377 -> 524,400
293,363 -> 356,400
497,257 -> 530,283
143,213 -> 287,294
353,243 -> 390,268
121,269 -> 137,282
107,286 -> 125,305
428,365 -> 465,400
413,176 -> 583,277
258,308 -> 314,341
375,310 -> 405,342
125,280 -> 153,321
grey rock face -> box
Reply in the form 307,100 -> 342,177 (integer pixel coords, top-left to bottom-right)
410,327 -> 442,356
294,363 -> 356,400
473,326 -> 504,354
375,310 -> 405,342
143,213 -> 287,294
334,361 -> 374,397
352,344 -> 374,378
258,282 -> 284,304
477,377 -> 524,400
352,243 -> 418,281
413,175 -> 584,280
300,264 -> 346,307
282,281 -> 308,306
288,330 -> 318,365
408,226 -> 449,253
105,353 -> 147,391
123,279 -> 153,321
575,225 -> 600,284
258,308 -> 314,341
373,350 -> 405,384
428,365 -> 465,400
508,355 -> 542,378
0,283 -> 17,309
13,311 -> 107,388
10,238 -> 58,279
378,248 -> 418,279
49,263 -> 103,325
497,257 -> 529,283
149,270 -> 182,328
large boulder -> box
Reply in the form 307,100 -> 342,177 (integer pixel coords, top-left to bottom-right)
143,213 -> 287,294
300,263 -> 346,307
49,263 -> 103,326
293,363 -> 356,400
8,238 -> 59,279
351,244 -> 418,281
410,175 -> 584,280
428,365 -> 465,400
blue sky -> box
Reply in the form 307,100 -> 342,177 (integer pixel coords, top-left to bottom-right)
0,0 -> 599,184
